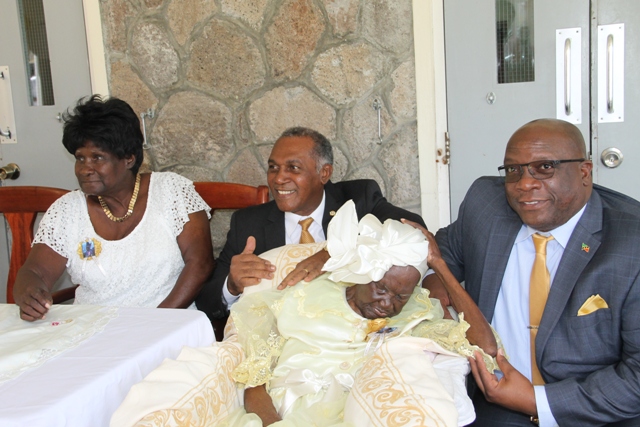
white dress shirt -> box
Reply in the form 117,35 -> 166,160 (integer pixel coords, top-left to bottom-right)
492,205 -> 586,427
222,192 -> 327,305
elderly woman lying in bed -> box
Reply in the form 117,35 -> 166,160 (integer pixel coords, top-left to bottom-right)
112,201 -> 499,427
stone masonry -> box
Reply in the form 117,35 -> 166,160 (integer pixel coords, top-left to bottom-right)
101,0 -> 420,255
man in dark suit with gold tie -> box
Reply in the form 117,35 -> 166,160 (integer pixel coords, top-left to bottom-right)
427,119 -> 640,426
196,127 -> 425,324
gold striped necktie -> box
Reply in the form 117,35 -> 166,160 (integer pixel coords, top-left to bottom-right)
298,217 -> 315,244
529,233 -> 554,385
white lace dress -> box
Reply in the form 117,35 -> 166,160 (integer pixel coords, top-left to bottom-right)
33,172 -> 210,307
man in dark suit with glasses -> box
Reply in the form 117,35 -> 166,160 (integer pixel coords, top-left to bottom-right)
427,119 -> 640,426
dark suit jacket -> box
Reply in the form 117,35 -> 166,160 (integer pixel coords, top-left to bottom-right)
436,176 -> 640,427
196,179 -> 425,320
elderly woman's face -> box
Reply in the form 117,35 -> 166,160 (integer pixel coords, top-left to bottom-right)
347,265 -> 421,319
74,140 -> 135,196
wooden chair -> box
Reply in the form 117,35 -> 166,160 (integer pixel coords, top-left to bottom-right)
193,182 -> 270,341
0,186 -> 69,304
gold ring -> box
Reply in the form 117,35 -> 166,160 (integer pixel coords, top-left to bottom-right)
302,268 -> 309,275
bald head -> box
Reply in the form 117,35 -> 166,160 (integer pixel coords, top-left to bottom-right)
508,119 -> 587,158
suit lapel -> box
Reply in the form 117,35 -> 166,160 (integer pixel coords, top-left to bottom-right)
264,203 -> 286,250
537,192 -> 603,357
322,181 -> 341,234
479,212 -> 522,322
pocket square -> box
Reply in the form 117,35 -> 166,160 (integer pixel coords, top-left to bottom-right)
578,294 -> 609,316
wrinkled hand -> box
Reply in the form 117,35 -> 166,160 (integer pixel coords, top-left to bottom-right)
14,282 -> 52,321
228,236 -> 275,296
401,219 -> 453,318
469,349 -> 537,416
401,219 -> 442,266
422,274 -> 453,319
278,249 -> 330,290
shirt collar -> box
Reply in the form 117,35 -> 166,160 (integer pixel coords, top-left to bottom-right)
284,191 -> 326,231
515,204 -> 587,248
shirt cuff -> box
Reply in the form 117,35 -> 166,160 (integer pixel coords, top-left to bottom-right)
534,386 -> 559,427
222,276 -> 241,307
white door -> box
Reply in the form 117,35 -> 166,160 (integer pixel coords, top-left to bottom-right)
0,0 -> 93,302
444,0 -> 639,219
593,0 -> 640,197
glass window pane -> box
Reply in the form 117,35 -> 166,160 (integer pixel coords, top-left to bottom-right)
17,0 -> 55,106
496,0 -> 535,84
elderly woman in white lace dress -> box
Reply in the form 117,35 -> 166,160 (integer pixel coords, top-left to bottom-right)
13,95 -> 214,321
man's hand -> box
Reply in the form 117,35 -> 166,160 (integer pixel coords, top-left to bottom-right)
469,349 -> 537,416
14,282 -> 52,321
422,274 -> 453,319
401,219 -> 453,318
277,249 -> 330,290
228,237 -> 275,296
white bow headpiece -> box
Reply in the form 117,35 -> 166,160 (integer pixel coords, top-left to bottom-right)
322,200 -> 429,285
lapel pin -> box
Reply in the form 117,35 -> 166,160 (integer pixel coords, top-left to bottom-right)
330,210 -> 336,216
581,243 -> 590,253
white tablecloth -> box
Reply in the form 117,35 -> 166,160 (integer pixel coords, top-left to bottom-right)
0,305 -> 214,427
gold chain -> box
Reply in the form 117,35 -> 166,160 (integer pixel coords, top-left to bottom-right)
97,173 -> 141,222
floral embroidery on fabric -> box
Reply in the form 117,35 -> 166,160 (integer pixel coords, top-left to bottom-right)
232,330 -> 285,387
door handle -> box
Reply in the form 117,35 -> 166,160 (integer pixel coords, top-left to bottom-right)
606,34 -> 614,113
556,28 -> 581,123
0,163 -> 20,180
564,38 -> 572,115
598,24 -> 624,123
0,127 -> 11,139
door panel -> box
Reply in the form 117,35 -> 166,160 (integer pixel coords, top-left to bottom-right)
444,0 -> 620,219
0,0 -> 92,189
0,0 -> 92,302
445,0 -> 590,218
593,0 -> 640,198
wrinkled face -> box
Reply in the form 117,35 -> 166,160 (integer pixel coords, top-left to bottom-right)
74,140 -> 135,196
503,122 -> 592,232
267,136 -> 332,216
347,265 -> 421,319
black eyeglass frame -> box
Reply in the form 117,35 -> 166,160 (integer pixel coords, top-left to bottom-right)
497,158 -> 585,183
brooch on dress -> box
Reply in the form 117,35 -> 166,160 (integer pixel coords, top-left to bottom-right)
365,318 -> 389,335
364,326 -> 400,356
77,238 -> 102,260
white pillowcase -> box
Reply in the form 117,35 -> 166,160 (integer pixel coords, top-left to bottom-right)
242,242 -> 326,295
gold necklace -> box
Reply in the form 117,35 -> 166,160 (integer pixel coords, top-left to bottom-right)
98,173 -> 141,222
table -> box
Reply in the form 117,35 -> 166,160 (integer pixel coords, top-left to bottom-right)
0,306 -> 214,427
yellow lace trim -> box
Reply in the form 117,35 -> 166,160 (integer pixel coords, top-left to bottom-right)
232,330 -> 285,388
411,313 -> 499,372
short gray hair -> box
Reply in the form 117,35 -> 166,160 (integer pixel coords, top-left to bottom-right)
279,127 -> 333,171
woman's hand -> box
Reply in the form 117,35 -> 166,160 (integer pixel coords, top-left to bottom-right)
14,282 -> 52,321
244,385 -> 282,425
13,244 -> 66,321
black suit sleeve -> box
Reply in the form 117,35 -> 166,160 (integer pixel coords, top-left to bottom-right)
195,210 -> 242,320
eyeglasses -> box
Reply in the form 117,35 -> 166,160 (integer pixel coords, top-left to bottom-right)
498,158 -> 585,183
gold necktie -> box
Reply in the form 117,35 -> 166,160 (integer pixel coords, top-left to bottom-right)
529,233 -> 554,385
298,217 -> 315,244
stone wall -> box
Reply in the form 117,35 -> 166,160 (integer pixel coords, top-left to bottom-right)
100,0 -> 420,255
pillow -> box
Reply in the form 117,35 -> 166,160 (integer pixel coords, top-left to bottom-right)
242,242 -> 326,296
344,336 -> 473,427
110,339 -> 244,427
